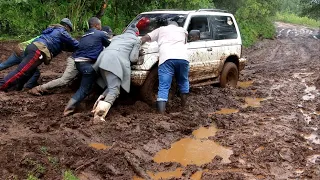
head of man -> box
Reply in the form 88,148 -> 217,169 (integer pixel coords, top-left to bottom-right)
88,17 -> 102,30
60,18 -> 73,32
102,26 -> 113,38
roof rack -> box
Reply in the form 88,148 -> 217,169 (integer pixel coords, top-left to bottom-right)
152,9 -> 184,11
197,9 -> 228,13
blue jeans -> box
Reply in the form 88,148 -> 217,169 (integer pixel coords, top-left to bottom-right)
157,59 -> 190,101
71,62 -> 96,105
0,52 -> 40,89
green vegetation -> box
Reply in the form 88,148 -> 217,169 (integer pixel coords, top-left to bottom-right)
276,12 -> 320,28
27,174 -> 39,180
0,0 -> 319,46
64,170 -> 79,180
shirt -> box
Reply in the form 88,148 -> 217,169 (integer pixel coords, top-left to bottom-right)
72,28 -> 111,61
147,24 -> 188,65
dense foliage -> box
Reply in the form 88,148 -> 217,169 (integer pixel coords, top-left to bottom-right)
0,0 -> 318,46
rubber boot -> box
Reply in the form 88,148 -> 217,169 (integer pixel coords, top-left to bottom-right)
156,101 -> 166,114
63,98 -> 77,116
181,93 -> 188,107
93,101 -> 112,122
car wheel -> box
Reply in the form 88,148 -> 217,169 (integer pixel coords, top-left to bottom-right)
220,62 -> 239,88
140,67 -> 176,106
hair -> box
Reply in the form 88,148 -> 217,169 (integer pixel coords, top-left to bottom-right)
88,17 -> 101,28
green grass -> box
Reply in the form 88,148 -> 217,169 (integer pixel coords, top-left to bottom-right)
27,174 -> 39,180
275,12 -> 320,28
64,170 -> 79,180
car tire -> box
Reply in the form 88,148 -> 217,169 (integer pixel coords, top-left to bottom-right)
140,67 -> 176,106
220,62 -> 239,88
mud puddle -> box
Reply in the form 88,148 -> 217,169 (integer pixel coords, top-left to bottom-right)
237,81 -> 254,88
243,97 -> 266,108
88,143 -> 110,150
153,125 -> 233,166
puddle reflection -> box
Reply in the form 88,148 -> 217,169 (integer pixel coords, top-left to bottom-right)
88,143 -> 110,150
237,81 -> 254,88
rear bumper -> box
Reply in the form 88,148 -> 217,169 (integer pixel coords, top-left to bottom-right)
239,57 -> 247,71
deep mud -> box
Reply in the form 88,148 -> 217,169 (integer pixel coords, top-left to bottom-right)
0,22 -> 319,179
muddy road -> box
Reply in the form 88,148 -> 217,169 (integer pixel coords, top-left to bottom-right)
0,22 -> 319,180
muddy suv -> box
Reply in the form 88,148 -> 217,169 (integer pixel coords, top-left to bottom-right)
127,9 -> 247,104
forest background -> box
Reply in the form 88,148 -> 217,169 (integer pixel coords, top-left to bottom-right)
0,0 -> 319,46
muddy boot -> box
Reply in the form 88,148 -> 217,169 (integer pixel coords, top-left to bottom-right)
28,86 -> 44,96
181,93 -> 188,107
63,98 -> 77,116
157,101 -> 166,114
93,101 -> 111,123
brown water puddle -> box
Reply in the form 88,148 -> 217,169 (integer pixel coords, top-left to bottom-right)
133,168 -> 183,180
237,81 -> 254,88
243,97 -> 266,108
88,143 -> 110,150
208,108 -> 239,117
192,126 -> 218,139
153,125 -> 233,166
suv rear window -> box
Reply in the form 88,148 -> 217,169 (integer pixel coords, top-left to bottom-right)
127,13 -> 187,36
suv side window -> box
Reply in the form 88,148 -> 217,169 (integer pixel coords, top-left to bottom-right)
187,16 -> 212,40
210,16 -> 238,40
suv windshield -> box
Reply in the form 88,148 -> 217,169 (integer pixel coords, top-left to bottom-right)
127,13 -> 187,36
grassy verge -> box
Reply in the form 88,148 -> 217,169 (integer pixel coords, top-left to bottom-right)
275,12 -> 320,28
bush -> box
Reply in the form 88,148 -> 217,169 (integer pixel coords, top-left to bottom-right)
275,12 -> 320,28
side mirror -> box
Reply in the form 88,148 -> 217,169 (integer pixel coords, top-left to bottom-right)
188,30 -> 200,42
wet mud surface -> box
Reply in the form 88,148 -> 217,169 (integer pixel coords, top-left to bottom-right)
0,22 -> 319,179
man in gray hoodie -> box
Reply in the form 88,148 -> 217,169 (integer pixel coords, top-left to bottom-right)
92,24 -> 141,122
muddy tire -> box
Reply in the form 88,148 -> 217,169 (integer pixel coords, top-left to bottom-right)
140,67 -> 176,106
220,62 -> 239,88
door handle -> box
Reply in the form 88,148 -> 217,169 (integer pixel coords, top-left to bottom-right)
207,48 -> 212,51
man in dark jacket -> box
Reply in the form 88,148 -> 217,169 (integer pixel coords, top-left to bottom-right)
64,17 -> 111,116
0,18 -> 79,91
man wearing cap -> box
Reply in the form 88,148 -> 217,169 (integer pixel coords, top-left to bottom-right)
64,17 -> 111,116
28,26 -> 113,96
0,18 -> 79,91
91,24 -> 141,122
140,20 -> 189,113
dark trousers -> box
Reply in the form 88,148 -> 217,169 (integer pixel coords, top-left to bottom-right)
0,44 -> 43,91
71,62 -> 97,105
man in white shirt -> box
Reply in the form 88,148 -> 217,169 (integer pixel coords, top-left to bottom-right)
141,20 -> 189,113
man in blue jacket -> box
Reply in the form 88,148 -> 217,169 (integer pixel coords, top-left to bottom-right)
64,17 -> 111,116
0,18 -> 79,91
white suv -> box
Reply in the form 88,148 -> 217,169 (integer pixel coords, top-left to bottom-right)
127,9 -> 247,104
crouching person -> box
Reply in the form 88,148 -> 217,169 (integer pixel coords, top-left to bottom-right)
92,24 -> 141,122
0,18 -> 79,91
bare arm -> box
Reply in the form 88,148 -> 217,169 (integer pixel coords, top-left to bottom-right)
140,35 -> 151,45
